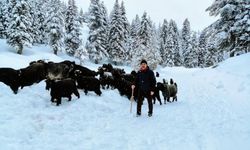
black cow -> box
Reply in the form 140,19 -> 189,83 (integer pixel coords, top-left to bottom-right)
0,68 -> 21,94
158,79 -> 178,104
61,60 -> 98,78
74,70 -> 102,96
19,61 -> 47,89
111,69 -> 138,101
101,63 -> 113,72
74,64 -> 98,77
46,61 -> 73,80
45,79 -> 80,106
98,68 -> 114,89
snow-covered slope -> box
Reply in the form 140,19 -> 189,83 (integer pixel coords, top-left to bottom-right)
0,39 -> 250,150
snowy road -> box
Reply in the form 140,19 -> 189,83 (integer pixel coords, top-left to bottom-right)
0,41 -> 250,150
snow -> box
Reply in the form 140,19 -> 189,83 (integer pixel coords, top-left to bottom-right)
0,39 -> 250,150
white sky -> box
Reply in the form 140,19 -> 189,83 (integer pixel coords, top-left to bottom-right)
72,0 -> 217,31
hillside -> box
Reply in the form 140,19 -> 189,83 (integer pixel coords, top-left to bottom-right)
0,39 -> 250,150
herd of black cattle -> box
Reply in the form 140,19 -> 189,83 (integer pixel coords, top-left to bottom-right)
0,60 -> 178,106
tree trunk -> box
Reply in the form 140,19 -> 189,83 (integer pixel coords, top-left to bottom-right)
54,47 -> 58,55
17,44 -> 23,55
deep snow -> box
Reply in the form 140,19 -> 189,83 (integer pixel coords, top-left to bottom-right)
0,39 -> 250,150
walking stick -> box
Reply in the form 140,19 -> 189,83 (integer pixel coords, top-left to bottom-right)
130,88 -> 134,113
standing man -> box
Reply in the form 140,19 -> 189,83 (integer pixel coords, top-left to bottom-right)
131,60 -> 156,117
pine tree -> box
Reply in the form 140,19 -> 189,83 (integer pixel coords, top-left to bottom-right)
65,0 -> 82,56
149,23 -> 161,69
170,20 -> 181,66
132,12 -> 159,70
160,19 -> 181,67
120,1 -> 129,39
181,18 -> 192,67
120,1 -> 130,62
127,14 -> 140,63
164,20 -> 175,67
159,19 -> 168,65
197,30 -> 207,67
7,0 -> 33,54
86,0 -> 109,64
47,0 -> 65,55
108,0 -> 126,65
205,35 -> 219,67
1,0 -> 9,38
206,0 -> 250,57
31,0 -> 47,44
189,32 -> 199,67
79,8 -> 84,24
0,0 -> 7,38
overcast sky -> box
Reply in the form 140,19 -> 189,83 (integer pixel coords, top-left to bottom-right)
72,0 -> 217,31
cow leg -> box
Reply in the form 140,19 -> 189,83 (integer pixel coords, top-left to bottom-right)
95,89 -> 102,96
153,96 -> 156,104
56,97 -> 62,106
68,96 -> 72,101
157,95 -> 162,105
74,90 -> 80,99
10,86 -> 18,94
51,97 -> 55,103
174,96 -> 177,102
167,97 -> 171,103
84,89 -> 88,95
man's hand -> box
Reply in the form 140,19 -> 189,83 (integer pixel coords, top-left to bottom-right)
131,85 -> 135,89
150,91 -> 154,96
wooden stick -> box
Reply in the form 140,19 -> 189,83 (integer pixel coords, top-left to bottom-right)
130,89 -> 134,113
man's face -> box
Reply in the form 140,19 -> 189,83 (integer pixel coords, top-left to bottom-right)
140,63 -> 147,70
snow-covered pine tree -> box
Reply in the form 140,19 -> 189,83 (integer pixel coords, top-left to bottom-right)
60,0 -> 68,19
164,20 -> 175,67
0,0 -> 6,38
160,19 -> 181,67
120,1 -> 130,62
206,0 -> 250,57
120,1 -> 129,40
79,8 -> 84,24
6,0 -> 33,54
181,18 -> 192,67
0,0 -> 9,38
183,43 -> 194,68
159,19 -> 168,65
170,20 -> 182,66
132,12 -> 159,70
108,0 -> 126,65
31,0 -> 47,44
86,0 -> 109,64
47,0 -> 65,55
197,30 -> 208,68
189,32 -> 199,68
205,34 -> 221,67
6,0 -> 17,30
127,14 -> 140,63
65,0 -> 82,56
149,23 -> 161,68
130,15 -> 140,39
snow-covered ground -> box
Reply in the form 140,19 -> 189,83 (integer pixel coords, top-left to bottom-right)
0,39 -> 250,150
